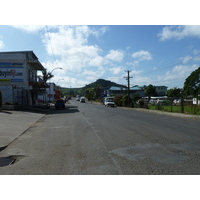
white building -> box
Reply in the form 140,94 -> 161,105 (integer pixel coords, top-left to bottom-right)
154,86 -> 168,96
0,51 -> 47,107
38,82 -> 55,102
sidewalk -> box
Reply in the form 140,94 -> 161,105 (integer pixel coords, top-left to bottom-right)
0,110 -> 45,149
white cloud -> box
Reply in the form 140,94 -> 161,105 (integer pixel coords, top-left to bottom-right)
131,69 -> 143,75
0,36 -> 4,49
106,50 -> 124,62
11,25 -> 46,33
158,25 -> 200,41
42,26 -> 107,75
157,64 -> 199,82
180,56 -> 193,64
82,69 -> 98,77
193,56 -> 200,62
109,67 -> 124,75
132,50 -> 152,61
193,49 -> 200,55
88,56 -> 104,67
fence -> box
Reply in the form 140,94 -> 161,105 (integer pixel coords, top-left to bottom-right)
146,97 -> 200,115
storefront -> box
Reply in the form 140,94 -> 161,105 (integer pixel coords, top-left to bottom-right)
0,51 -> 47,108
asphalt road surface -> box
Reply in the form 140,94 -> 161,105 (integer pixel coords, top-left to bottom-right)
0,99 -> 200,175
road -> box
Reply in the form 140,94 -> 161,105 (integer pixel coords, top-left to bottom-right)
0,99 -> 200,174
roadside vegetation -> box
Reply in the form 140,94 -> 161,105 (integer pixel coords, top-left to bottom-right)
60,67 -> 200,115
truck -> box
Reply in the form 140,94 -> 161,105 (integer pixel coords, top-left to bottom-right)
104,97 -> 115,107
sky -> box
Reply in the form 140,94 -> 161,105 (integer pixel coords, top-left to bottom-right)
0,25 -> 200,89
1,1 -> 200,197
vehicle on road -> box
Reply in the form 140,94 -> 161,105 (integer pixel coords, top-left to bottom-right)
55,99 -> 65,109
104,97 -> 115,107
80,97 -> 85,103
76,95 -> 80,101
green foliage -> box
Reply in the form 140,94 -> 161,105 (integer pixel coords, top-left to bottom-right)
39,68 -> 54,83
84,79 -> 125,90
93,84 -> 101,99
61,79 -> 126,98
138,100 -> 144,107
167,87 -> 182,97
85,88 -> 95,101
155,103 -> 163,110
184,67 -> 200,96
114,95 -> 123,106
131,94 -> 141,102
122,95 -> 129,106
145,84 -> 157,99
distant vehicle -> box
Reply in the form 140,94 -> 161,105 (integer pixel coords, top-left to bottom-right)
104,97 -> 115,107
76,95 -> 80,101
55,99 -> 65,109
80,97 -> 85,103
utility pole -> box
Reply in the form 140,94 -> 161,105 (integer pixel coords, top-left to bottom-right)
124,70 -> 133,106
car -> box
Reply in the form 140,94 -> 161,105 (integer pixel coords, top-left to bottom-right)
104,97 -> 115,107
55,99 -> 65,109
80,97 -> 85,103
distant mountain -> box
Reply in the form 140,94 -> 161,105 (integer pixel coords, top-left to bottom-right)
61,79 -> 127,96
83,79 -> 126,90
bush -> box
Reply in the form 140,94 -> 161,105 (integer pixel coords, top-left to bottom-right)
122,95 -> 129,106
114,95 -> 123,106
155,103 -> 163,110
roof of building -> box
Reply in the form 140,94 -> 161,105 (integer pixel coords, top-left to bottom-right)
109,86 -> 126,90
154,86 -> 168,88
0,51 -> 44,70
130,86 -> 143,90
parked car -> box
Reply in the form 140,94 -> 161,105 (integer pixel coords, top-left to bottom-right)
80,97 -> 85,103
55,99 -> 65,109
104,97 -> 115,107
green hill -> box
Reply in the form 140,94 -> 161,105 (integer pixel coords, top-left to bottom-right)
61,79 -> 126,96
83,79 -> 126,90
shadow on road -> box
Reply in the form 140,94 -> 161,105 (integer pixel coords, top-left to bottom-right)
14,104 -> 79,115
0,110 -> 13,114
49,105 -> 80,115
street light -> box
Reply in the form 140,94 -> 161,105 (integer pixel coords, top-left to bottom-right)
49,67 -> 63,83
56,78 -> 64,85
49,67 -> 62,106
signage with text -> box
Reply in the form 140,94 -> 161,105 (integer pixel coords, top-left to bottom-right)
0,63 -> 24,82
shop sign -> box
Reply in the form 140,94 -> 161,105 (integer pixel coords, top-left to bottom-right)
193,98 -> 197,105
0,63 -> 24,82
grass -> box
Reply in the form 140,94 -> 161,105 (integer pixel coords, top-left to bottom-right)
148,105 -> 200,115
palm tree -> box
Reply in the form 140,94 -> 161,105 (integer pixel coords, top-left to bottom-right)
39,68 -> 54,83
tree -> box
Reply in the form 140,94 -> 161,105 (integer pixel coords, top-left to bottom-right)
85,88 -> 94,101
166,87 -> 182,97
131,94 -> 141,102
145,84 -> 157,101
39,68 -> 54,83
93,84 -> 101,99
183,67 -> 200,96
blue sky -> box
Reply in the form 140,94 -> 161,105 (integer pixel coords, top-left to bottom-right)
0,25 -> 200,89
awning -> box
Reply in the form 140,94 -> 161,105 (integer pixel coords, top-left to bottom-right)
28,60 -> 44,70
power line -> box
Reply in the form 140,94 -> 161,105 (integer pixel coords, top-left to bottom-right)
140,60 -> 183,76
45,25 -> 57,65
